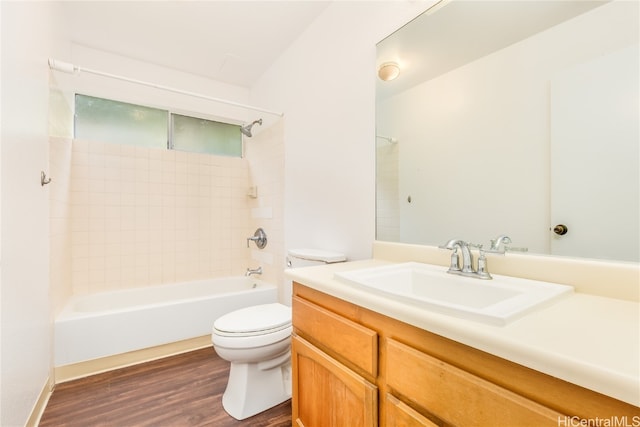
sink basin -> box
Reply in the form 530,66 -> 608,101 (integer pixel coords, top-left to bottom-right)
334,262 -> 573,325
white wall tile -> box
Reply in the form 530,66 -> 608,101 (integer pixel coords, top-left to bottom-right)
64,143 -> 252,294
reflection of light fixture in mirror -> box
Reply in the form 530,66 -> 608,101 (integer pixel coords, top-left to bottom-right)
378,62 -> 401,81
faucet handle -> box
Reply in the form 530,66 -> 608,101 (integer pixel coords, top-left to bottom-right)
467,243 -> 492,279
247,228 -> 267,249
505,245 -> 528,253
245,266 -> 263,276
476,251 -> 492,280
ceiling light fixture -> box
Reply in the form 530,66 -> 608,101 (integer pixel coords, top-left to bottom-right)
378,62 -> 401,81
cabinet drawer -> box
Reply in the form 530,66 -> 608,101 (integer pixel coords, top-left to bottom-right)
293,296 -> 378,377
386,339 -> 563,427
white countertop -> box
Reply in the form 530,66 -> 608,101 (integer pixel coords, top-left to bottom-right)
286,258 -> 640,407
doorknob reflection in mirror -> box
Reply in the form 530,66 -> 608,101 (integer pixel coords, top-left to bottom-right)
553,224 -> 568,236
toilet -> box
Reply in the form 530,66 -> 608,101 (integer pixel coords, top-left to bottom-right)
211,249 -> 346,420
287,248 -> 347,268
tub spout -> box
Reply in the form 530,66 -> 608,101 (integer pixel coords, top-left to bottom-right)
246,266 -> 263,277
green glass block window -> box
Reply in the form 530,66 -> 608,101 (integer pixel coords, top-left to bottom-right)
75,94 -> 168,149
172,114 -> 242,157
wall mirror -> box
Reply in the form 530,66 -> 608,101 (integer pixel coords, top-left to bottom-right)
375,0 -> 639,262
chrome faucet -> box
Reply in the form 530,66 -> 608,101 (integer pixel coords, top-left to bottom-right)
245,266 -> 262,277
440,239 -> 492,280
488,234 -> 528,254
442,239 -> 474,274
489,235 -> 512,253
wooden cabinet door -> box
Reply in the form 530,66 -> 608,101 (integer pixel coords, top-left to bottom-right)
292,335 -> 378,427
385,394 -> 439,427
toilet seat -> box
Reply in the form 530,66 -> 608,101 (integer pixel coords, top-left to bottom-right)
213,303 -> 291,337
212,326 -> 292,350
212,303 -> 292,350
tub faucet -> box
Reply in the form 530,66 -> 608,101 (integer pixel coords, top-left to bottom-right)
245,266 -> 262,277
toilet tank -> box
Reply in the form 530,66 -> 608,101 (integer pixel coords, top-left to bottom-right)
287,248 -> 346,268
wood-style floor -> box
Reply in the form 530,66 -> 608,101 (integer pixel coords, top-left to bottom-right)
39,347 -> 291,427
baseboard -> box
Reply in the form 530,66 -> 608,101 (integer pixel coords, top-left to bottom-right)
54,335 -> 212,384
25,378 -> 52,427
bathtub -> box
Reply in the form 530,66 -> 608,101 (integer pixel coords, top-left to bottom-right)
55,277 -> 278,367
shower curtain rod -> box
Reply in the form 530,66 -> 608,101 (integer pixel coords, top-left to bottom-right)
48,58 -> 284,117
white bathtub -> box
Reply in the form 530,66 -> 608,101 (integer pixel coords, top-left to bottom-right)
54,277 -> 278,366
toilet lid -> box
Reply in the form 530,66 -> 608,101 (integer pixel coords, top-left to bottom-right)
288,248 -> 346,263
213,303 -> 291,335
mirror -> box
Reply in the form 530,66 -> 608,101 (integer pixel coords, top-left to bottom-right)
376,0 -> 639,262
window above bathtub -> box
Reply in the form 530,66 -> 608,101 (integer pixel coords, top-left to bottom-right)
74,94 -> 243,157
171,114 -> 242,157
75,95 -> 167,149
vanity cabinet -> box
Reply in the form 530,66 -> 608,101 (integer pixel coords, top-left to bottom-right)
292,282 -> 640,427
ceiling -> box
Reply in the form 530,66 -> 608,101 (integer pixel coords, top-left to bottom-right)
376,0 -> 609,100
61,1 -> 332,88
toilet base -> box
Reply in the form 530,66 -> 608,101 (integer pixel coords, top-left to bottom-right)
221,351 -> 292,420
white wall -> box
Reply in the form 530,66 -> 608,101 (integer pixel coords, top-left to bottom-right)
0,2 -> 66,425
51,43 -> 254,131
550,45 -> 638,262
251,1 -> 434,261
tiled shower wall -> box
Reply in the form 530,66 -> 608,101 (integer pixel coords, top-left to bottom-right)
245,119 -> 285,298
376,141 -> 399,242
50,138 -> 253,303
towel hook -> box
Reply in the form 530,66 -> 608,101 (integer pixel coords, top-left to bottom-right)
41,171 -> 52,186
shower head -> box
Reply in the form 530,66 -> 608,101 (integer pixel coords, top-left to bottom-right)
240,119 -> 263,137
